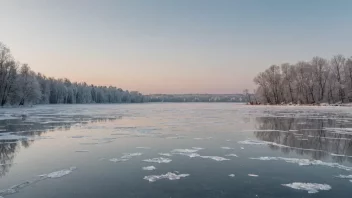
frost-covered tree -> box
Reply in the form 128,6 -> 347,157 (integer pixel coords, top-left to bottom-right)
254,54 -> 352,105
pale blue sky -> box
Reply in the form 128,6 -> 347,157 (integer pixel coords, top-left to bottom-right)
1,0 -> 351,94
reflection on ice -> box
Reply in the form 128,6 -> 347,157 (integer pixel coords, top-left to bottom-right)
282,182 -> 331,194
250,157 -> 352,171
143,172 -> 190,182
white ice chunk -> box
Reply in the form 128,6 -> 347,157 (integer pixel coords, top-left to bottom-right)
192,147 -> 204,150
250,157 -> 352,171
282,182 -> 331,194
143,157 -> 172,163
225,154 -> 238,157
144,172 -> 189,182
171,149 -> 199,153
121,153 -> 143,158
109,158 -> 129,163
248,174 -> 259,177
229,174 -> 235,177
335,174 -> 352,179
199,156 -> 230,161
44,167 -> 77,178
142,166 -> 156,171
221,147 -> 233,150
159,153 -> 172,157
176,153 -> 200,158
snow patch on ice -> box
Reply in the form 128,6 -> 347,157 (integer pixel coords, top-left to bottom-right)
142,166 -> 156,171
143,172 -> 189,182
250,156 -> 352,171
143,157 -> 172,163
282,182 -> 331,194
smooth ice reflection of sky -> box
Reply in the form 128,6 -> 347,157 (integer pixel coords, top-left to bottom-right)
1,104 -> 352,197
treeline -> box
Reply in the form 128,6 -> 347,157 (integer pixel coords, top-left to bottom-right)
148,94 -> 246,102
0,42 -> 147,107
253,55 -> 352,105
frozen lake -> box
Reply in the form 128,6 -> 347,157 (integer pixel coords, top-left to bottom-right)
0,103 -> 352,198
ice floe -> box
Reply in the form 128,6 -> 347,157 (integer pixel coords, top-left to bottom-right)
158,153 -> 172,157
109,158 -> 129,163
241,147 -> 244,150
221,147 -> 233,150
121,153 -> 143,158
248,174 -> 258,177
143,157 -> 172,163
192,147 -> 204,150
282,182 -> 331,194
238,139 -> 325,152
143,172 -> 189,182
44,167 -> 77,178
335,174 -> 352,179
171,149 -> 200,153
225,154 -> 238,157
229,174 -> 235,177
142,166 -> 156,171
136,147 -> 151,149
250,157 -> 352,171
199,156 -> 230,161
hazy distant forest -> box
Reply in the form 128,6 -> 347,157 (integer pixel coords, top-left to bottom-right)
0,42 -> 147,106
254,55 -> 352,105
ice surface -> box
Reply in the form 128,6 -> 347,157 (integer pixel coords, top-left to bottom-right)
199,156 -> 230,161
335,174 -> 352,179
142,166 -> 156,171
158,153 -> 172,157
143,157 -> 172,163
282,182 -> 331,194
42,167 -> 77,178
143,172 -> 189,182
250,157 -> 352,171
248,174 -> 258,177
229,174 -> 235,177
75,150 -> 89,153
225,154 -> 238,157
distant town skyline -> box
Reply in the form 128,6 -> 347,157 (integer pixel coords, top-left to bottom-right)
1,0 -> 352,94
